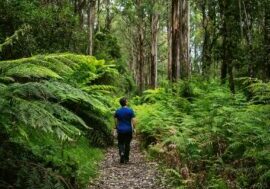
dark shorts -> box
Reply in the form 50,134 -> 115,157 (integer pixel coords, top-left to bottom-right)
117,132 -> 132,142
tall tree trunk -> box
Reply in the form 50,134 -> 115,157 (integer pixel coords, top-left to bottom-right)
202,0 -> 218,77
179,0 -> 190,79
219,0 -> 227,84
88,0 -> 96,55
238,0 -> 243,38
242,1 -> 254,78
201,0 -> 211,76
220,0 -> 235,93
171,0 -> 180,82
167,1 -> 172,81
75,0 -> 86,28
136,0 -> 144,93
264,1 -> 270,80
150,13 -> 159,89
105,0 -> 113,31
96,0 -> 101,32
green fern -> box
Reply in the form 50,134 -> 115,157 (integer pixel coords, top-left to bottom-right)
0,53 -> 118,187
135,79 -> 270,188
5,63 -> 61,80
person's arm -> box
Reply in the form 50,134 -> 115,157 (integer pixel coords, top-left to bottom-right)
131,117 -> 136,128
113,113 -> 118,137
131,109 -> 136,133
131,117 -> 136,134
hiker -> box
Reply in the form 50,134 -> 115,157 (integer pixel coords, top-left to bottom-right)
114,97 -> 136,164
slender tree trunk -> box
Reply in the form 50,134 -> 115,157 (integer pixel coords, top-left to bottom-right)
228,61 -> 235,93
105,0 -> 113,31
96,0 -> 101,32
179,0 -> 190,79
202,0 -> 218,77
136,0 -> 144,93
201,0 -> 211,76
219,0 -> 227,84
171,0 -> 180,82
75,0 -> 86,28
238,0 -> 243,38
242,1 -> 254,78
138,24 -> 144,93
167,1 -> 172,81
150,13 -> 159,88
88,0 -> 96,55
146,53 -> 151,87
264,1 -> 270,80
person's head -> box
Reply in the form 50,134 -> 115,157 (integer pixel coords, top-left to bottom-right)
119,97 -> 128,107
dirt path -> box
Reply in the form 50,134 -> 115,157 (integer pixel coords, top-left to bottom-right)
88,138 -> 168,189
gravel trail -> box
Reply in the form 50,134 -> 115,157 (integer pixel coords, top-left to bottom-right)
88,138 -> 168,189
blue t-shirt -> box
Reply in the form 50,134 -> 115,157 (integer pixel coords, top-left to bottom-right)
114,107 -> 135,133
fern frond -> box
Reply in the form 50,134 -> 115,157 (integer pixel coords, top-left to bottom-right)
0,76 -> 15,84
82,85 -> 116,93
249,81 -> 270,104
5,64 -> 61,80
3,97 -> 84,140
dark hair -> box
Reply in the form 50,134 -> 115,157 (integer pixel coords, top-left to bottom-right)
119,97 -> 127,106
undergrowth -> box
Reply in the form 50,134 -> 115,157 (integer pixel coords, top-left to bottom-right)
0,53 -> 118,188
134,78 -> 270,189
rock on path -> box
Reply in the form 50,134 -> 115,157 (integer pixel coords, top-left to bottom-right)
88,138 -> 168,189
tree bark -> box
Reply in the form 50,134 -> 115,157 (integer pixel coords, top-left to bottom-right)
75,0 -> 86,28
264,1 -> 270,80
167,1 -> 172,81
220,0 -> 235,93
179,0 -> 190,79
201,0 -> 218,77
201,0 -> 211,76
171,0 -> 180,82
219,0 -> 227,84
88,0 -> 96,55
242,0 -> 254,78
136,0 -> 144,93
150,13 -> 159,89
96,0 -> 101,32
105,0 -> 113,31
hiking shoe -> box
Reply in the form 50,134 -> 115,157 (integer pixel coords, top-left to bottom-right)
120,155 -> 125,164
124,157 -> 129,164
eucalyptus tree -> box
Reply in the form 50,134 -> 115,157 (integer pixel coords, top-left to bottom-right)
149,0 -> 161,89
170,0 -> 190,82
88,0 -> 96,55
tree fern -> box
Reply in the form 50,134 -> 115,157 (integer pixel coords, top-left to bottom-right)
0,53 -> 118,188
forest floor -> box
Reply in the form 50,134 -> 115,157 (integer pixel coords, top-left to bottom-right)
88,137 -> 168,189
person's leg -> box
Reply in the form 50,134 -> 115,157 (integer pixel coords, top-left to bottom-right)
123,132 -> 132,163
117,133 -> 125,163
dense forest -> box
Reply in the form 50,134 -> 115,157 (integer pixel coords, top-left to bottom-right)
0,0 -> 269,188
